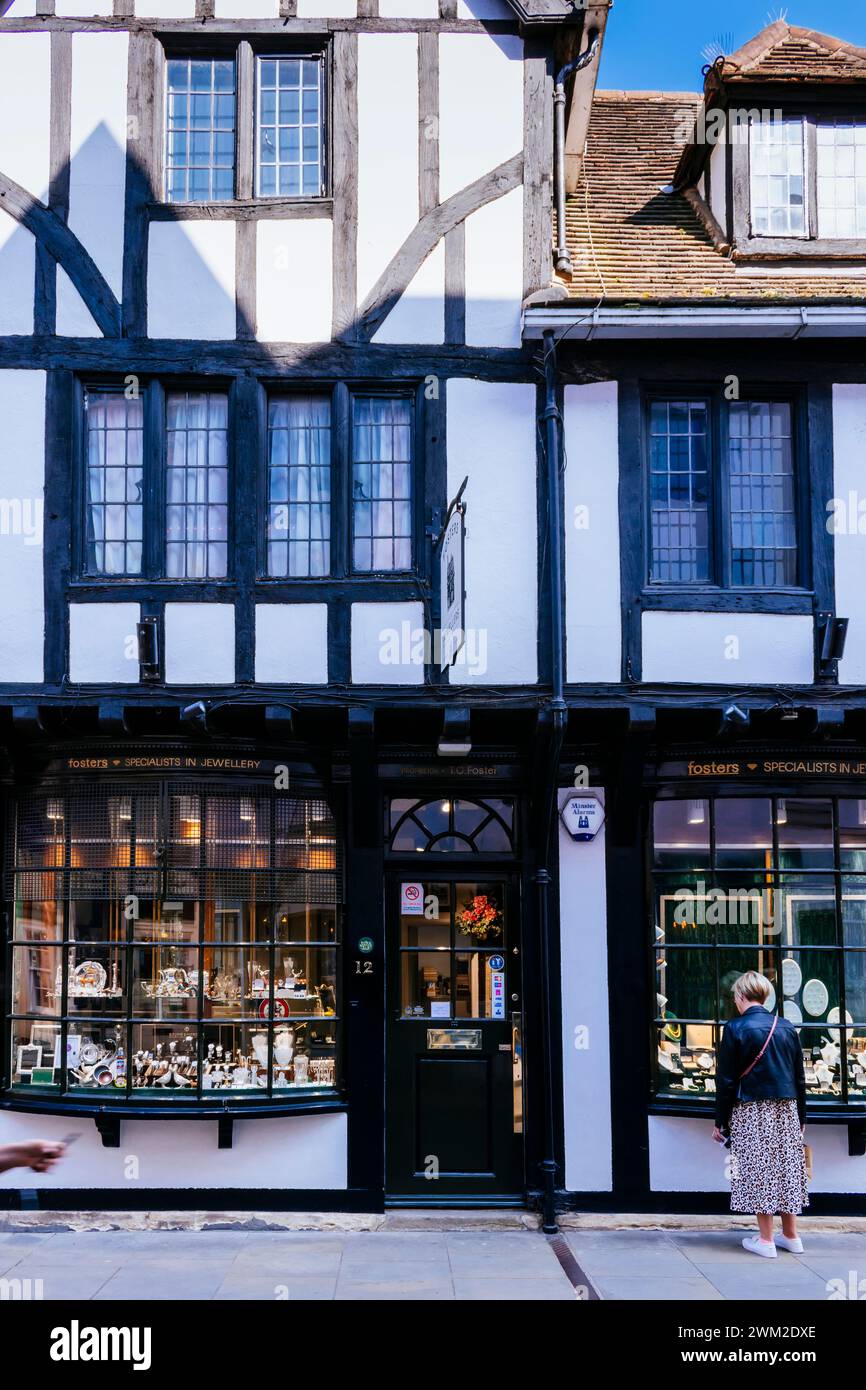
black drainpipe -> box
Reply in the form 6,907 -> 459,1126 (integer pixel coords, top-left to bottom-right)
536,329 -> 567,1233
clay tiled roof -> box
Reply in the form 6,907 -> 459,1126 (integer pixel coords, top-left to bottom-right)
718,22 -> 866,83
563,92 -> 866,306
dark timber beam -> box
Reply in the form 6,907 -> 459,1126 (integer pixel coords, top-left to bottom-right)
357,153 -> 524,342
0,171 -> 122,337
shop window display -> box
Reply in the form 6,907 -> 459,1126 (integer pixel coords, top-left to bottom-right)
5,784 -> 341,1102
652,795 -> 866,1109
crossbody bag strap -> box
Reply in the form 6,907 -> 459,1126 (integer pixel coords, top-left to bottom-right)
739,1013 -> 779,1082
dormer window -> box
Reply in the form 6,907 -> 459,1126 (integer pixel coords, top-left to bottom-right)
749,115 -> 806,237
737,110 -> 866,253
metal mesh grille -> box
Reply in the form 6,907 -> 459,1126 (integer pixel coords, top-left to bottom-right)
5,783 -> 342,906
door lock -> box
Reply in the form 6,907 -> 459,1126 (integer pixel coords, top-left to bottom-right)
511,993 -> 519,1002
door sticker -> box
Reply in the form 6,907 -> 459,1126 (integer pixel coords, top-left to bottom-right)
401,882 -> 424,915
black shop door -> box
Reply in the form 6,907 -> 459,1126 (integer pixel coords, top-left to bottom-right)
385,876 -> 523,1199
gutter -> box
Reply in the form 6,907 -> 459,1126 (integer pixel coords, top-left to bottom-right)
523,304 -> 866,340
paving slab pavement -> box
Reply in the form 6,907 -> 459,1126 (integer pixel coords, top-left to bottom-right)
0,1223 -> 863,1300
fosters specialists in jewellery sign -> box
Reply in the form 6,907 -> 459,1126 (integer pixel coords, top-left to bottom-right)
560,794 -> 605,842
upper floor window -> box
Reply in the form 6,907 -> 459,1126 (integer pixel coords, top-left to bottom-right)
648,395 -> 799,588
84,387 -> 229,580
257,56 -> 325,199
164,48 -> 326,205
166,58 -> 236,203
746,112 -> 866,246
265,391 -> 414,579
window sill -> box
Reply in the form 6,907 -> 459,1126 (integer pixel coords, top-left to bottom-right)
641,588 -> 814,615
1,1092 -> 346,1121
149,198 -> 333,222
649,1098 -> 864,1123
733,238 -> 866,262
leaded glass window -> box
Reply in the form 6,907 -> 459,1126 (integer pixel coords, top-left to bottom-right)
267,396 -> 331,577
647,394 -> 801,590
165,57 -> 236,203
352,397 -> 413,573
84,391 -> 144,577
817,118 -> 866,238
649,401 -> 709,583
257,56 -> 325,198
166,392 -> 229,579
749,115 -> 806,237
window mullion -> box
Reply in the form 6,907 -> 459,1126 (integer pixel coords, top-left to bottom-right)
145,381 -> 165,580
333,382 -> 350,578
806,116 -> 819,240
236,42 -> 254,201
715,395 -> 731,589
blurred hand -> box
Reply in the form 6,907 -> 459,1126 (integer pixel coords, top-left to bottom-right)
11,1141 -> 65,1173
712,1127 -> 725,1144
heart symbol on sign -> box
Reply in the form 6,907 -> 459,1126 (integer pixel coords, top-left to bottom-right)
747,763 -> 758,771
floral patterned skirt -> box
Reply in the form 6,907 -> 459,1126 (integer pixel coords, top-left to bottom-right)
729,1098 -> 809,1215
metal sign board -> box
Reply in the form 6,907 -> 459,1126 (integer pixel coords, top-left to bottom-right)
438,478 -> 467,669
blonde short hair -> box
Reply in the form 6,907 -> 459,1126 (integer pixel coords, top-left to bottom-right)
733,971 -> 772,1006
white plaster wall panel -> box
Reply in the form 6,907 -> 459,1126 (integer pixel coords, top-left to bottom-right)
709,139 -> 727,233
464,186 -> 523,348
649,1115 -> 862,1194
0,371 -> 44,683
641,611 -> 814,685
296,0 -> 357,15
832,385 -> 866,684
255,603 -> 329,684
446,379 -> 537,684
69,603 -> 140,684
372,239 -> 444,345
0,33 -> 51,196
135,0 -> 195,14
564,382 -> 622,682
438,34 -> 524,200
457,0 -> 512,16
351,601 -> 425,685
214,0 -> 279,15
559,789 -> 613,1191
66,33 -> 128,301
356,33 -> 418,302
379,0 -> 438,16
56,267 -> 102,338
0,211 -> 34,336
256,219 -> 333,344
0,1110 -> 348,1189
55,0 -> 113,14
148,221 -> 236,340
165,603 -> 235,684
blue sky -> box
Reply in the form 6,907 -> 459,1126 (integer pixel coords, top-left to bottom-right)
599,1 -> 866,91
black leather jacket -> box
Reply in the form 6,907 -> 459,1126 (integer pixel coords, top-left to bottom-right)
715,1006 -> 807,1131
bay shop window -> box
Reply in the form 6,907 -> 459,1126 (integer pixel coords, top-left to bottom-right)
652,796 -> 866,1110
6,785 -> 342,1103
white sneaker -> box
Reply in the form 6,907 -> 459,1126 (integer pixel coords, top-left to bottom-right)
776,1234 -> 804,1254
742,1235 -> 777,1259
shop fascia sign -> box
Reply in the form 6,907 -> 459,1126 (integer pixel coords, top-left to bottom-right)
560,793 -> 605,842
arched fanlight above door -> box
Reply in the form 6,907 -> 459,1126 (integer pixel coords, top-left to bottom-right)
387,797 -> 515,854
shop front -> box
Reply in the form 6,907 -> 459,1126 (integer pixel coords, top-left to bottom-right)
559,744 -> 866,1214
1,735 -> 539,1212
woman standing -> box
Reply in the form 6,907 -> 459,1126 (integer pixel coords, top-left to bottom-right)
713,971 -> 808,1258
